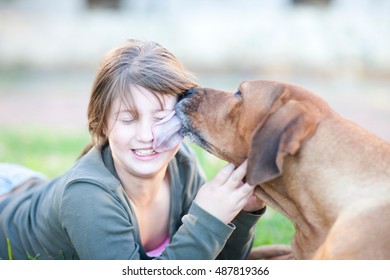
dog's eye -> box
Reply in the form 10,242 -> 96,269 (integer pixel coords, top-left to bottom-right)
234,91 -> 242,97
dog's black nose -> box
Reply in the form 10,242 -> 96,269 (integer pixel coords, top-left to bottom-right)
179,87 -> 197,101
183,88 -> 197,96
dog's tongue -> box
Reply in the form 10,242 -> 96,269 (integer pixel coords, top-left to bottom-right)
152,111 -> 184,153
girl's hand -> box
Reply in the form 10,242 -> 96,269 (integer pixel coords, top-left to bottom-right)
194,160 -> 255,224
242,194 -> 266,213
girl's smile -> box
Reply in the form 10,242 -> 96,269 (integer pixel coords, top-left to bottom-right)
131,148 -> 159,160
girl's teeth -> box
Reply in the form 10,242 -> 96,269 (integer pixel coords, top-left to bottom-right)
134,149 -> 156,156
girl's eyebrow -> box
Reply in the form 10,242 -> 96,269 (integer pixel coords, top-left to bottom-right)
113,108 -> 173,116
114,109 -> 135,116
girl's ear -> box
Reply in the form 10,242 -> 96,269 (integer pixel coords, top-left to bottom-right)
247,100 -> 319,186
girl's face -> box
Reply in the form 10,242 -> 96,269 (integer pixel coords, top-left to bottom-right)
106,85 -> 179,179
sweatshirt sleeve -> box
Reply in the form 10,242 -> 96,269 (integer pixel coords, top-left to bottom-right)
217,207 -> 266,260
61,182 -> 142,260
157,202 -> 235,260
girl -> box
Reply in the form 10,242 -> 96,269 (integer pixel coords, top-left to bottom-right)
0,39 -> 265,259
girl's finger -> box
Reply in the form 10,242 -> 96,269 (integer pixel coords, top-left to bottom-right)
235,182 -> 256,200
213,162 -> 236,185
224,160 -> 248,189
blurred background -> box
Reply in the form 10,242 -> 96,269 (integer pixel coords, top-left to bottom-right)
1,0 -> 390,247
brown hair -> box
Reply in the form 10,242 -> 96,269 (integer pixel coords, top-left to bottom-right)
87,39 -> 197,148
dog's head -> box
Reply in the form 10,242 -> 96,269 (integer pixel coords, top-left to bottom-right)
176,80 -> 324,185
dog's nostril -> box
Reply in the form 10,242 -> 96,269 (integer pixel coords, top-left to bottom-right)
179,87 -> 197,101
184,88 -> 194,96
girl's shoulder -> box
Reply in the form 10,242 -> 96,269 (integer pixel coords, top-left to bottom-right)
60,147 -> 121,195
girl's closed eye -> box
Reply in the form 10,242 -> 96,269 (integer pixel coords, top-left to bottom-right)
120,118 -> 135,124
154,110 -> 173,122
154,114 -> 168,121
115,110 -> 137,125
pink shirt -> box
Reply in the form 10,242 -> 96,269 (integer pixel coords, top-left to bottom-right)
146,237 -> 170,257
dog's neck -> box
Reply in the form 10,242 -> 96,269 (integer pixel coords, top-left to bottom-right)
255,116 -> 390,259
255,176 -> 330,259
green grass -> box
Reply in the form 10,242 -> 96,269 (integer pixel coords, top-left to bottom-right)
0,127 -> 90,178
0,127 -> 294,247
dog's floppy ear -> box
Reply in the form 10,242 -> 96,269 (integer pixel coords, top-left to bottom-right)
247,100 -> 318,186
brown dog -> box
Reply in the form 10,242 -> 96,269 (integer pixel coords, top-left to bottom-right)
175,80 -> 390,259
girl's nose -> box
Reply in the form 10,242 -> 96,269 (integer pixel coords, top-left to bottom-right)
135,120 -> 154,143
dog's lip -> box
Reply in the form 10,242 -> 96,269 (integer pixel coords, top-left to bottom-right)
174,106 -> 188,126
178,126 -> 189,136
175,100 -> 213,152
175,109 -> 194,138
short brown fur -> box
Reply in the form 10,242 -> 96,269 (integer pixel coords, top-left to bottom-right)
176,80 -> 390,259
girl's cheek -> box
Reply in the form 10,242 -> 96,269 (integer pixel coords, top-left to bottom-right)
116,123 -> 136,140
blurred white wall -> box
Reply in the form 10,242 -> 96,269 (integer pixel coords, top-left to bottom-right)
1,0 -> 389,76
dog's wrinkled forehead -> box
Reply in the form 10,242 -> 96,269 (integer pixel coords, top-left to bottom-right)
240,80 -> 286,106
238,80 -> 286,118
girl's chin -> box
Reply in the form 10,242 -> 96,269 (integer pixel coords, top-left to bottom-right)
129,163 -> 168,179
